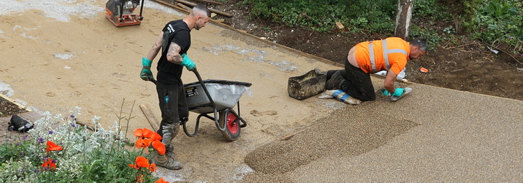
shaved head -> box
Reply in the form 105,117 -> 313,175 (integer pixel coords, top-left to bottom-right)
191,3 -> 211,18
188,3 -> 211,30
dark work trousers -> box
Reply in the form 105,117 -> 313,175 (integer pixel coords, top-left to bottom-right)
156,80 -> 189,147
339,60 -> 377,101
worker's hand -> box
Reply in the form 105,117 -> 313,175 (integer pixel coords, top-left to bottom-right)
140,57 -> 153,81
181,54 -> 196,71
381,89 -> 390,96
392,88 -> 405,97
381,88 -> 405,97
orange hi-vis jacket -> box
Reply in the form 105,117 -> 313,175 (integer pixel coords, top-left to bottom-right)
355,37 -> 410,75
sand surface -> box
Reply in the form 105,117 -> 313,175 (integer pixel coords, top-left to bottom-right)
1,0 -> 522,182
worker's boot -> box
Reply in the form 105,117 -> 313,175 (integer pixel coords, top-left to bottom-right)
325,70 -> 345,90
153,123 -> 183,170
153,147 -> 182,170
331,89 -> 362,105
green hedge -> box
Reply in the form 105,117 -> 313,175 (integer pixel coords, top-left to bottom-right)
242,0 -> 522,54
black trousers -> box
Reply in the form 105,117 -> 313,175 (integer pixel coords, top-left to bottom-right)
338,60 -> 376,101
156,80 -> 189,137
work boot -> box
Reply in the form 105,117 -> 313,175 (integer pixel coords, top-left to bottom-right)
159,123 -> 177,145
325,71 -> 344,90
332,89 -> 362,105
151,151 -> 183,170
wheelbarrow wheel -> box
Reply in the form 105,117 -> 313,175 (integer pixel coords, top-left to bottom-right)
218,108 -> 241,141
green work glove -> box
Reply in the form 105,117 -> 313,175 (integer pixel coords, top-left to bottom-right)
140,57 -> 153,81
382,88 -> 405,97
181,54 -> 196,71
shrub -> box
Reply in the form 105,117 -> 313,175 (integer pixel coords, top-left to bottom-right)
243,0 -> 396,33
0,105 -> 168,182
242,0 -> 522,55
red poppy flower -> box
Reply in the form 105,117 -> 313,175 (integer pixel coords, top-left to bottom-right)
156,177 -> 169,183
142,128 -> 155,138
134,128 -> 145,137
128,164 -> 139,169
151,140 -> 166,155
148,163 -> 157,172
41,158 -> 57,171
134,128 -> 155,138
149,132 -> 162,141
135,137 -> 151,149
46,140 -> 63,152
135,156 -> 150,168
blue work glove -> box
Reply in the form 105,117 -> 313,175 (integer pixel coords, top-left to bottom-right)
382,88 -> 405,97
181,54 -> 196,71
140,57 -> 153,81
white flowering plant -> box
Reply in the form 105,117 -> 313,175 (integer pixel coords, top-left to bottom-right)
0,101 -> 169,183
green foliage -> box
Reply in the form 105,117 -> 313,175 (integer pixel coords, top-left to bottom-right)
471,0 -> 522,53
409,25 -> 443,50
0,137 -> 30,162
413,0 -> 451,21
242,0 -> 522,54
0,104 -> 162,182
411,0 -> 522,54
243,0 -> 396,33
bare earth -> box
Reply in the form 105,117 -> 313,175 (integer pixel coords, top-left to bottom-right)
1,0 -> 523,182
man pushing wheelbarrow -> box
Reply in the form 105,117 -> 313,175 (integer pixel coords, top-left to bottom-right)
139,4 -> 211,170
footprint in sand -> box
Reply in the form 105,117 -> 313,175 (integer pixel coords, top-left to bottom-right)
250,109 -> 278,117
46,92 -> 56,97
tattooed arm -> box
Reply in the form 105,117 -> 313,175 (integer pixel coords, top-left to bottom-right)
166,42 -> 183,64
146,31 -> 164,61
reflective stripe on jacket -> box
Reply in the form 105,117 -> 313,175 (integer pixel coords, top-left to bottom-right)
355,37 -> 410,75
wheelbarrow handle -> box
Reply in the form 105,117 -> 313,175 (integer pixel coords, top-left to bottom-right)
192,68 -> 215,107
147,75 -> 157,85
191,69 -> 225,131
192,68 -> 203,83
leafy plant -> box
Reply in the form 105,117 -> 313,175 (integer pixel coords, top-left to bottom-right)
471,0 -> 522,53
242,0 -> 521,54
243,0 -> 396,33
0,102 -> 169,182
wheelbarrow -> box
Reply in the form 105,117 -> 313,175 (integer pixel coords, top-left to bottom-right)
148,69 -> 251,141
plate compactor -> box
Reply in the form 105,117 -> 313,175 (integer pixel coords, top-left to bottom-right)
105,0 -> 145,27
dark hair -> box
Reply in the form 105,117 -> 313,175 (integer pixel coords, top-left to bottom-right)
409,38 -> 428,51
193,3 -> 211,17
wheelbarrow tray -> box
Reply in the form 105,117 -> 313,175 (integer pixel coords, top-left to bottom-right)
184,79 -> 252,114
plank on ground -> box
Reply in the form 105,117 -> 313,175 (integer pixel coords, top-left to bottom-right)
176,0 -> 233,17
140,104 -> 160,132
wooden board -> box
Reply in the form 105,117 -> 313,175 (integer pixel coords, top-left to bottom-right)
176,0 -> 233,17
0,93 -> 31,112
176,2 -> 192,11
140,104 -> 160,132
191,0 -> 224,5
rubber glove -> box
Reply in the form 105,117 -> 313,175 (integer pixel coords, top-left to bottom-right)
181,54 -> 196,71
382,88 -> 405,97
140,57 -> 153,81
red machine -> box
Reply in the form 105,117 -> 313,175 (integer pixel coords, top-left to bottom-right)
105,0 -> 145,27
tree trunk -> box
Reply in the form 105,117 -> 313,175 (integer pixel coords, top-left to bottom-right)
394,0 -> 413,40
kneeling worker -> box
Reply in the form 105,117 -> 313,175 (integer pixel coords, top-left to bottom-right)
325,37 -> 428,104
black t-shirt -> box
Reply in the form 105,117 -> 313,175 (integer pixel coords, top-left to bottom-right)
157,20 -> 191,84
